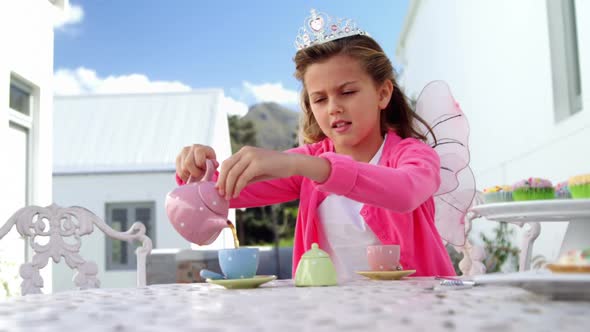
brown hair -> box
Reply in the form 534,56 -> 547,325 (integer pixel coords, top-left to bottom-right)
294,34 -> 434,144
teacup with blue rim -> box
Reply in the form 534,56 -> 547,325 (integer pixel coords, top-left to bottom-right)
218,247 -> 259,279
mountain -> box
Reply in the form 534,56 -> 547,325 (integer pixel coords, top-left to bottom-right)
242,102 -> 299,151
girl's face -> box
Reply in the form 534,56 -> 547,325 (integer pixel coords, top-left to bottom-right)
304,54 -> 392,155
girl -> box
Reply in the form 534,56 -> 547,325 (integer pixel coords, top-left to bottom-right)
176,10 -> 457,279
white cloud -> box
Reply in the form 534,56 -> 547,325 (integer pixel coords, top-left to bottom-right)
54,67 -> 249,116
54,67 -> 191,95
54,2 -> 84,28
220,95 -> 249,117
53,68 -> 290,117
243,81 -> 299,106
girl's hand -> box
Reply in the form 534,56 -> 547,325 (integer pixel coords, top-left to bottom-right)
216,146 -> 298,199
176,144 -> 219,183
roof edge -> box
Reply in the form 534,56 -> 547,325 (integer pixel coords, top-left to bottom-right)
53,164 -> 176,176
54,88 -> 224,100
395,0 -> 422,63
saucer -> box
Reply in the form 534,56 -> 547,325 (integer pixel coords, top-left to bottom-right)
206,275 -> 277,289
355,270 -> 416,280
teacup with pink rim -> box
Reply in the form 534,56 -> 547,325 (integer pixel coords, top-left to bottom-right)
367,244 -> 402,271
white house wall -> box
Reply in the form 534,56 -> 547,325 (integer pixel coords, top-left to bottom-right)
0,0 -> 59,294
397,0 -> 590,263
52,91 -> 235,290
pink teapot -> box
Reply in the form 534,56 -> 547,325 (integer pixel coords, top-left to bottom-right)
165,160 -> 230,245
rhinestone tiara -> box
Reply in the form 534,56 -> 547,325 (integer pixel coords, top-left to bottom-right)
295,9 -> 367,50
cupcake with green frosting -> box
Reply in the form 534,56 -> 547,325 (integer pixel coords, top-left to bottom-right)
512,177 -> 554,201
568,174 -> 590,199
483,185 -> 513,203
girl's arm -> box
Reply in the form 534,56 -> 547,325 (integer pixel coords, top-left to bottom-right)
176,146 -> 310,209
175,173 -> 302,209
225,174 -> 302,209
303,139 -> 441,213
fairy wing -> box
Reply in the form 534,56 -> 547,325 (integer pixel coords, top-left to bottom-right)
414,81 -> 476,246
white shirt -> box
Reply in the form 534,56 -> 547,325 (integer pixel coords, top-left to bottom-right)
318,135 -> 386,282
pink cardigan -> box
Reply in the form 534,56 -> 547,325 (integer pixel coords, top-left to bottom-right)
176,130 -> 456,277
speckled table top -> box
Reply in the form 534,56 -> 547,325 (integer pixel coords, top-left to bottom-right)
0,278 -> 588,332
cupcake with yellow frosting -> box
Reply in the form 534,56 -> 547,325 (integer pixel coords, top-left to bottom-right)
568,173 -> 590,199
483,185 -> 513,203
512,177 -> 554,201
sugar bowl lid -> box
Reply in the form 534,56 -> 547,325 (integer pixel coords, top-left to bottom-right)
300,243 -> 330,260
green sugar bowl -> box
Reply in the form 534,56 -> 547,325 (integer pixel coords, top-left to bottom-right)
295,243 -> 338,287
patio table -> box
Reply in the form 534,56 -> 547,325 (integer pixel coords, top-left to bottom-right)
0,278 -> 588,331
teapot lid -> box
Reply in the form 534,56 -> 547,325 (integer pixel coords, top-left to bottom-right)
301,243 -> 330,260
198,182 -> 229,216
195,159 -> 229,217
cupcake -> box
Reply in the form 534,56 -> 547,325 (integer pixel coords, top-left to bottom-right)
554,181 -> 572,199
512,177 -> 554,201
482,185 -> 513,203
547,248 -> 590,273
568,173 -> 590,199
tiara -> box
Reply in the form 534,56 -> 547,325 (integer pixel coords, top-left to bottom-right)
295,9 -> 367,50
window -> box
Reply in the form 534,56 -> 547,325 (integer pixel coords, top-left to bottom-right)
105,202 -> 156,270
9,82 -> 31,116
7,77 -> 33,206
547,0 -> 582,121
6,76 -> 36,263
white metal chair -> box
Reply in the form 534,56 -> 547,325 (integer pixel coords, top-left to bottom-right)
0,204 -> 152,295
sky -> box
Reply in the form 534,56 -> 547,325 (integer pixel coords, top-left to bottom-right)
53,0 -> 410,116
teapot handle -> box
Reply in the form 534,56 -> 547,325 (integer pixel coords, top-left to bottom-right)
187,159 -> 216,184
202,159 -> 215,182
